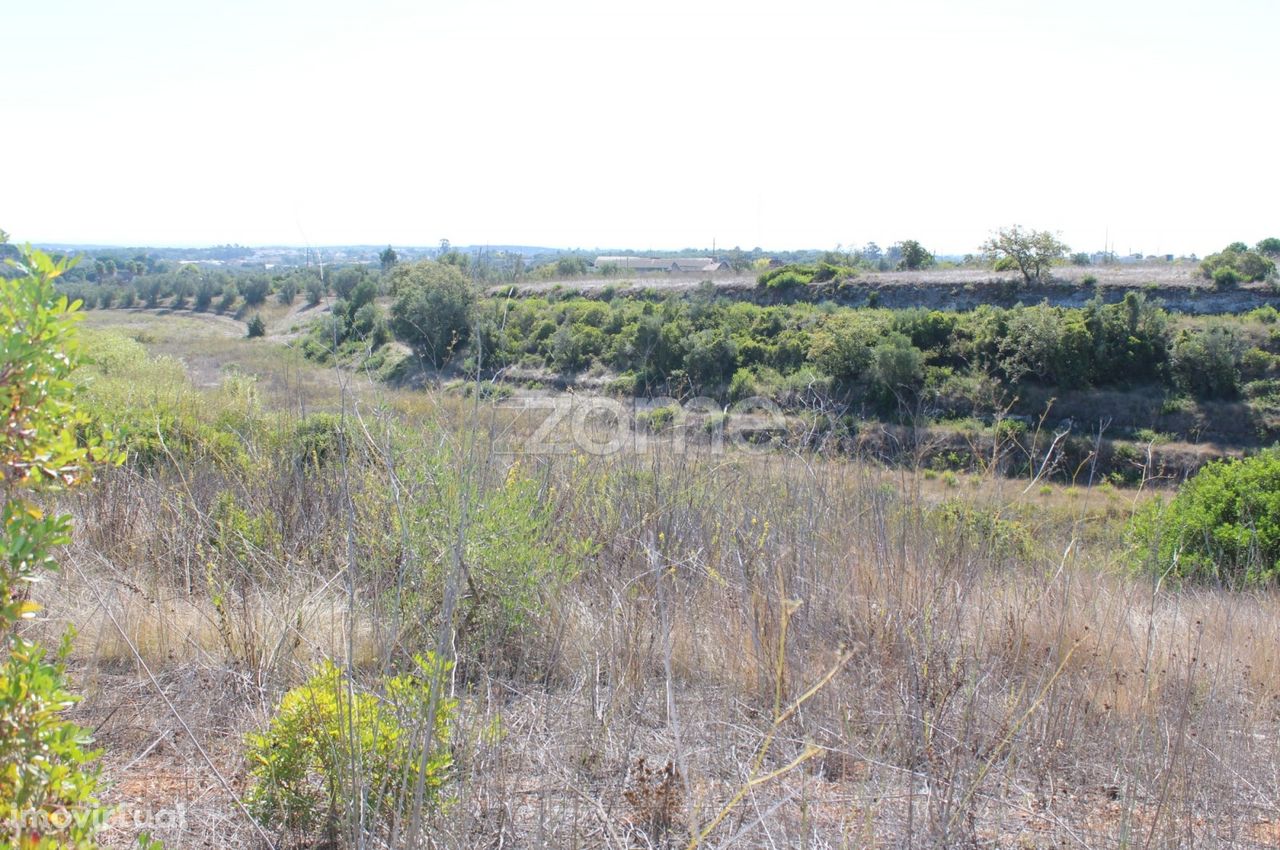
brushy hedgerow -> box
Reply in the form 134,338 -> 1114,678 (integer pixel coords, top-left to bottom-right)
1129,449 -> 1280,585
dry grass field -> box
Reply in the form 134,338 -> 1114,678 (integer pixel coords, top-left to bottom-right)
29,309 -> 1280,848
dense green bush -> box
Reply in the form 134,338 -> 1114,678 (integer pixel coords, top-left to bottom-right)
291,412 -> 349,468
1,246 -> 115,848
896,240 -> 934,271
240,274 -> 271,306
461,290 -> 1189,410
350,302 -> 390,346
139,276 -> 163,307
304,275 -> 326,306
757,267 -> 811,290
330,267 -> 366,301
245,655 -> 454,838
757,262 -> 855,290
218,283 -> 238,313
1172,325 -> 1241,399
1130,450 -> 1280,585
276,278 -> 298,305
1212,265 -> 1242,290
389,261 -> 475,366
392,453 -> 582,662
869,333 -> 925,398
195,277 -> 219,310
1201,244 -> 1276,283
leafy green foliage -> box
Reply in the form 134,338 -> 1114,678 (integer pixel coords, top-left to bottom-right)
1171,325 -> 1241,399
981,225 -> 1070,284
1130,450 -> 1280,585
246,314 -> 266,338
217,283 -> 238,313
304,275 -> 326,306
239,274 -> 271,306
869,333 -> 925,396
245,655 -> 454,838
1201,244 -> 1276,284
301,276 -> 391,363
468,291 -> 1188,411
756,262 -> 856,290
389,261 -> 475,366
895,240 -> 934,270
1,246 -> 117,848
276,278 -> 298,305
290,413 -> 348,469
194,277 -> 219,311
1212,265 -> 1242,290
393,458 -> 582,662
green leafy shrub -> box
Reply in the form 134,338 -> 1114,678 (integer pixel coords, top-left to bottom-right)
868,333 -> 924,398
389,261 -> 475,366
246,314 -> 266,338
1248,305 -> 1279,324
1171,326 -> 1241,399
758,268 -> 810,290
245,655 -> 454,839
394,458 -> 581,662
305,276 -> 326,306
240,274 -> 271,306
1,246 -> 115,848
277,278 -> 298,305
194,278 -> 219,311
994,417 -> 1028,444
139,277 -> 163,307
291,413 -> 349,468
1212,265 -> 1241,290
811,261 -> 857,282
1201,245 -> 1276,284
171,277 -> 192,309
728,367 -> 758,402
331,267 -> 367,301
1129,451 -> 1280,585
756,262 -> 856,290
895,239 -> 934,270
218,283 -> 238,313
639,404 -> 678,432
1244,378 -> 1280,400
350,302 -> 390,347
1241,347 -> 1275,380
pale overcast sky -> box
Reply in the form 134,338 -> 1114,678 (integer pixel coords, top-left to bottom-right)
2,0 -> 1275,255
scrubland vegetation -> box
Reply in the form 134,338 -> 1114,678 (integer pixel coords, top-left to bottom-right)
5,231 -> 1280,848
53,235 -> 1280,487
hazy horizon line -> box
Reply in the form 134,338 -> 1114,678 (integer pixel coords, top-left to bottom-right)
16,238 -> 1206,259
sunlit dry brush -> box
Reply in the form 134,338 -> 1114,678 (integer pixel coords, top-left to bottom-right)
27,325 -> 1280,848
